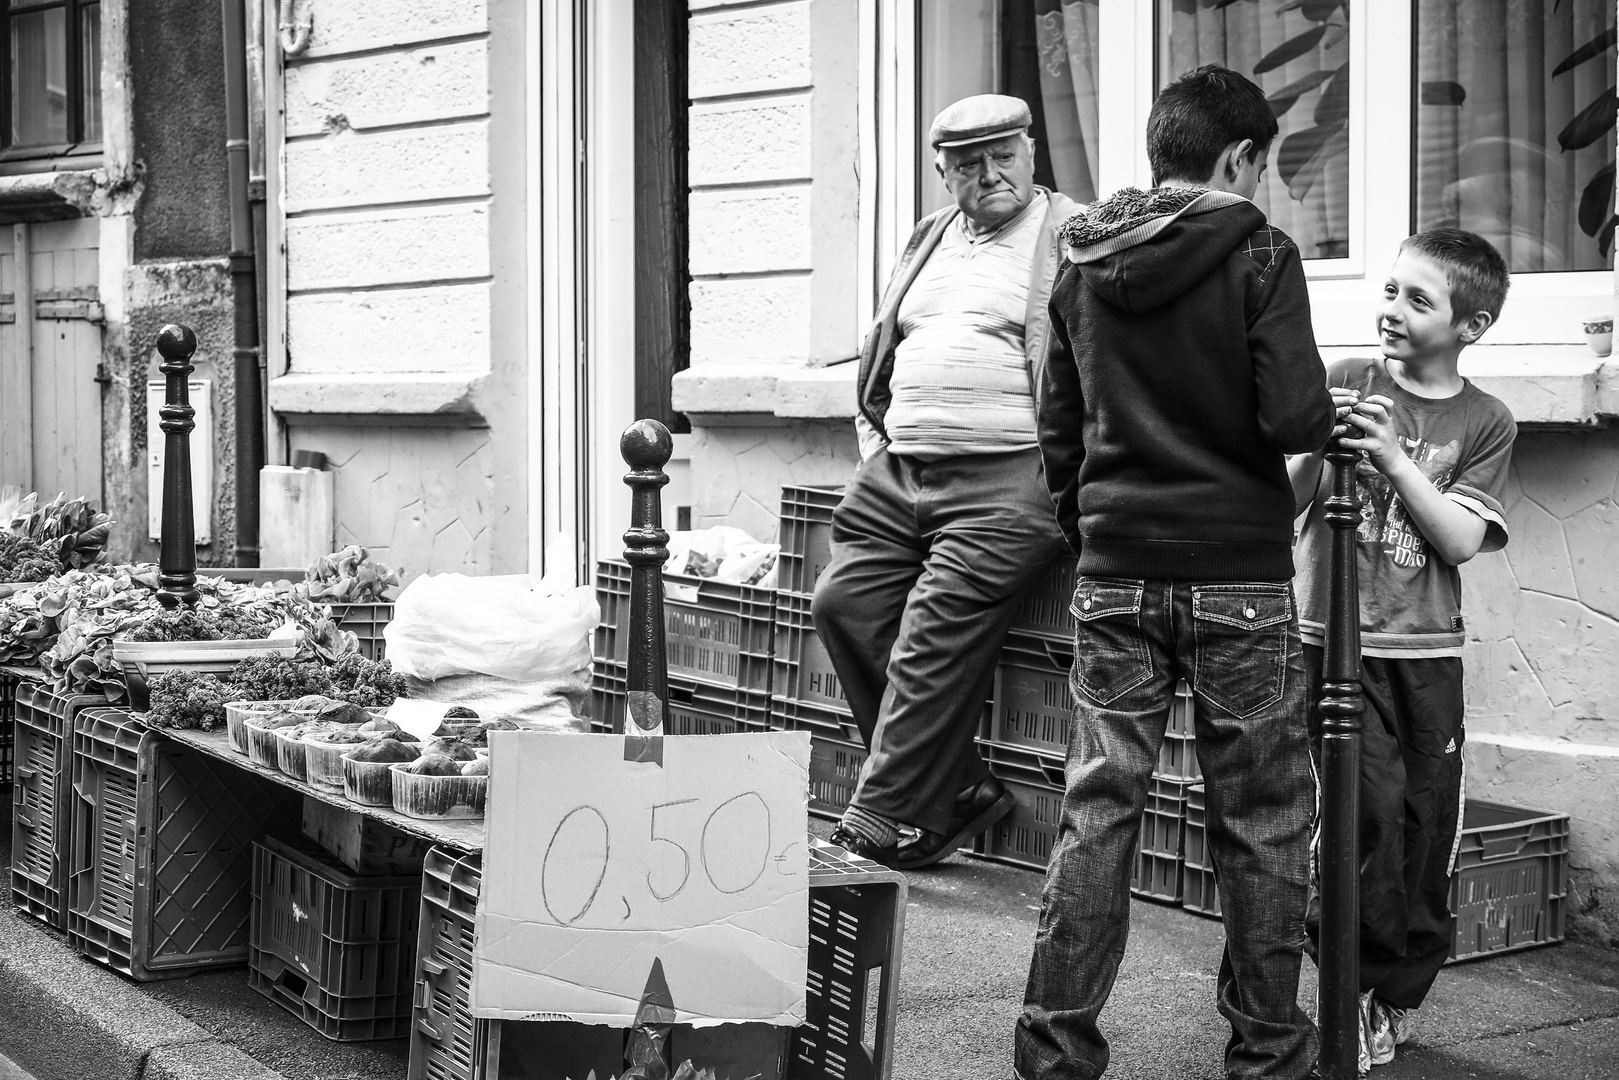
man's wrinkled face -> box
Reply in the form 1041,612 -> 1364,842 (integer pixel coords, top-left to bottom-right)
938,133 -> 1036,232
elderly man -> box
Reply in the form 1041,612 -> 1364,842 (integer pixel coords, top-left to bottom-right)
815,95 -> 1078,869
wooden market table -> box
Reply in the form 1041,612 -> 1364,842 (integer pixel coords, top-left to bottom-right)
160,724 -> 484,852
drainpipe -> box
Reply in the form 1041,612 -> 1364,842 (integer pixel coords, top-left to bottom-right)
223,0 -> 263,567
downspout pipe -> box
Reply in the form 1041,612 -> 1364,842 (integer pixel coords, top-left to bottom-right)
223,0 -> 263,567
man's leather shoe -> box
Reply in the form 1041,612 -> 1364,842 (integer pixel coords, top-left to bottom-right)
828,824 -> 900,868
894,776 -> 1017,870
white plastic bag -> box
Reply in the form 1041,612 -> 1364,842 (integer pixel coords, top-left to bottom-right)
664,526 -> 779,585
383,536 -> 600,682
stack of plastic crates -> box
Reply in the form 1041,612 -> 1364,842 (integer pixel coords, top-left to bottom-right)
10,683 -> 104,928
409,839 -> 907,1080
250,833 -> 420,1040
67,708 -> 300,979
329,602 -> 394,662
0,666 -> 27,789
1181,784 -> 1220,918
976,598 -> 1201,890
592,559 -> 775,737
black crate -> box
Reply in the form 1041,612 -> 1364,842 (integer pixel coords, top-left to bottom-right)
778,485 -> 844,596
408,841 -> 906,1080
594,559 -> 775,694
66,708 -> 300,980
250,834 -> 419,1041
10,683 -> 104,929
0,668 -> 22,788
591,661 -> 773,736
972,749 -> 1065,872
329,601 -> 393,662
1129,776 -> 1195,904
1182,784 -> 1221,919
771,591 -> 850,715
1007,555 -> 1079,640
1449,800 -> 1569,963
987,633 -> 1198,780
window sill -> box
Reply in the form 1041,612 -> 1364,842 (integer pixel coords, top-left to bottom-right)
0,169 -> 99,222
671,362 -> 858,422
1461,349 -> 1619,427
268,372 -> 488,425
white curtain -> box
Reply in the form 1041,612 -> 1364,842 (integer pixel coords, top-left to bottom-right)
1416,0 -> 1614,273
1160,0 -> 1351,260
1033,0 -> 1101,205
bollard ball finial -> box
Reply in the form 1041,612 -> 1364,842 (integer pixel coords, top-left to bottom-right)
156,324 -> 197,362
621,419 -> 673,469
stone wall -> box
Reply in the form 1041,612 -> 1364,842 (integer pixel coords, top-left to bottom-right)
682,0 -> 862,532
1463,428 -> 1619,941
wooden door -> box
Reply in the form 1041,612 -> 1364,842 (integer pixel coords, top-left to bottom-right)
0,219 -> 103,503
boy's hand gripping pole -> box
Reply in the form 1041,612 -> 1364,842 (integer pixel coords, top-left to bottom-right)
1319,438 -> 1367,1078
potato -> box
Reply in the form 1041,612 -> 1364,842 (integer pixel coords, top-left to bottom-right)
444,706 -> 480,719
357,717 -> 399,735
258,711 -> 303,730
406,754 -> 462,776
460,758 -> 489,776
347,739 -> 419,764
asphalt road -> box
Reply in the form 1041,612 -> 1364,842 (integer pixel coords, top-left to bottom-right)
2,801 -> 1615,1080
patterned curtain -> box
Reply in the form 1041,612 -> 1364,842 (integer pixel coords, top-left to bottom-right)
1033,0 -> 1101,205
1416,0 -> 1616,273
1159,0 -> 1352,261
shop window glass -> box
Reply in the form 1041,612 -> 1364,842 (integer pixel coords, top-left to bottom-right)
4,0 -> 100,153
918,0 -> 1100,217
1158,0 -> 1352,261
1415,0 -> 1615,273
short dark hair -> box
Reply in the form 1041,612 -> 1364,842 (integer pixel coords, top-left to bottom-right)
1399,228 -> 1511,323
1147,65 -> 1279,186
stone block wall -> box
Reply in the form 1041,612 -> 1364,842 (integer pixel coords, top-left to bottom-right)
1462,428 -> 1619,940
683,0 -> 863,536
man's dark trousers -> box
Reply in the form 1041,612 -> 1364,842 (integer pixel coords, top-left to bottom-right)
811,446 -> 1066,835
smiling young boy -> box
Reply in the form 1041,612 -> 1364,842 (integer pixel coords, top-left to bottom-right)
1289,229 -> 1517,1072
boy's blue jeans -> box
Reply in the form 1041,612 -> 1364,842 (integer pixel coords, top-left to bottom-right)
1016,577 -> 1319,1080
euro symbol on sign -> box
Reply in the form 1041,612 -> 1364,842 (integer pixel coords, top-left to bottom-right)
774,841 -> 802,875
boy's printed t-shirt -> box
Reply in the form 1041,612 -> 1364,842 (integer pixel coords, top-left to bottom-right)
1296,357 -> 1516,657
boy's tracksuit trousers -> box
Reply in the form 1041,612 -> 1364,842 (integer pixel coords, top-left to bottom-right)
1302,644 -> 1467,1010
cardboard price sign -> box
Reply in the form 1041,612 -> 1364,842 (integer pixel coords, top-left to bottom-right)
471,730 -> 811,1026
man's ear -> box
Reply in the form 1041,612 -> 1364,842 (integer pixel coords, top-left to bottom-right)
1458,309 -> 1494,344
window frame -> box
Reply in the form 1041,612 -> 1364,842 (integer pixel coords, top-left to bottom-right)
1,0 -> 103,168
868,0 -> 1613,352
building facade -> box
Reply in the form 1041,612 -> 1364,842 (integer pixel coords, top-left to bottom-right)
1,0 -> 1617,938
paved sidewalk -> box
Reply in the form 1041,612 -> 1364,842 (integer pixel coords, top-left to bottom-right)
1,799 -> 1614,1079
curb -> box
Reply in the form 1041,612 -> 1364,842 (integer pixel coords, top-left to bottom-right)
0,798 -> 283,1080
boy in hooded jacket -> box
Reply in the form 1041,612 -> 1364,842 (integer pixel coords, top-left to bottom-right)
1016,66 -> 1335,1080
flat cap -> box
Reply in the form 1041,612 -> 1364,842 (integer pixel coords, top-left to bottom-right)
929,94 -> 1032,149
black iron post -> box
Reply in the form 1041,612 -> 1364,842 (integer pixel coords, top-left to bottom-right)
223,0 -> 263,567
620,419 -> 672,738
156,325 -> 200,609
1318,439 -> 1367,1078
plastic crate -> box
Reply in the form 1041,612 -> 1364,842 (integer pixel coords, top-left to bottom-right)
1181,784 -> 1221,919
408,841 -> 906,1080
972,747 -> 1065,872
591,661 -> 773,736
771,591 -> 851,715
329,602 -> 393,662
594,560 -> 775,694
765,696 -> 868,821
778,485 -> 844,596
10,683 -> 104,928
1007,555 -> 1079,640
250,833 -> 420,1041
0,668 -> 21,788
66,708 -> 300,980
987,634 -> 1198,780
1129,776 -> 1194,904
1448,800 -> 1570,963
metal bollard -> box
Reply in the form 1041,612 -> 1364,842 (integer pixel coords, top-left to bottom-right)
620,419 -> 673,740
1317,439 -> 1367,1078
155,324 -> 200,610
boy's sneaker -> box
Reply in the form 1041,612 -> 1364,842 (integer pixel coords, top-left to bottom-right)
1366,998 -> 1412,1066
1357,991 -> 1374,1075
1381,1000 -> 1414,1046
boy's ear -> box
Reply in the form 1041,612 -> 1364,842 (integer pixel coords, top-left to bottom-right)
1457,309 -> 1494,344
1224,139 -> 1257,180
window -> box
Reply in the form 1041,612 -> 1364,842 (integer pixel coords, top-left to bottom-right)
917,0 -> 1100,216
1415,0 -> 1615,274
1158,0 -> 1352,262
3,0 -> 100,158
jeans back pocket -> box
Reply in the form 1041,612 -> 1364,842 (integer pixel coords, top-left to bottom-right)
1070,579 -> 1152,706
1191,584 -> 1293,719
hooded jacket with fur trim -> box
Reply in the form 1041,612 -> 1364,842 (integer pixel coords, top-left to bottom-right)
1038,187 -> 1334,581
